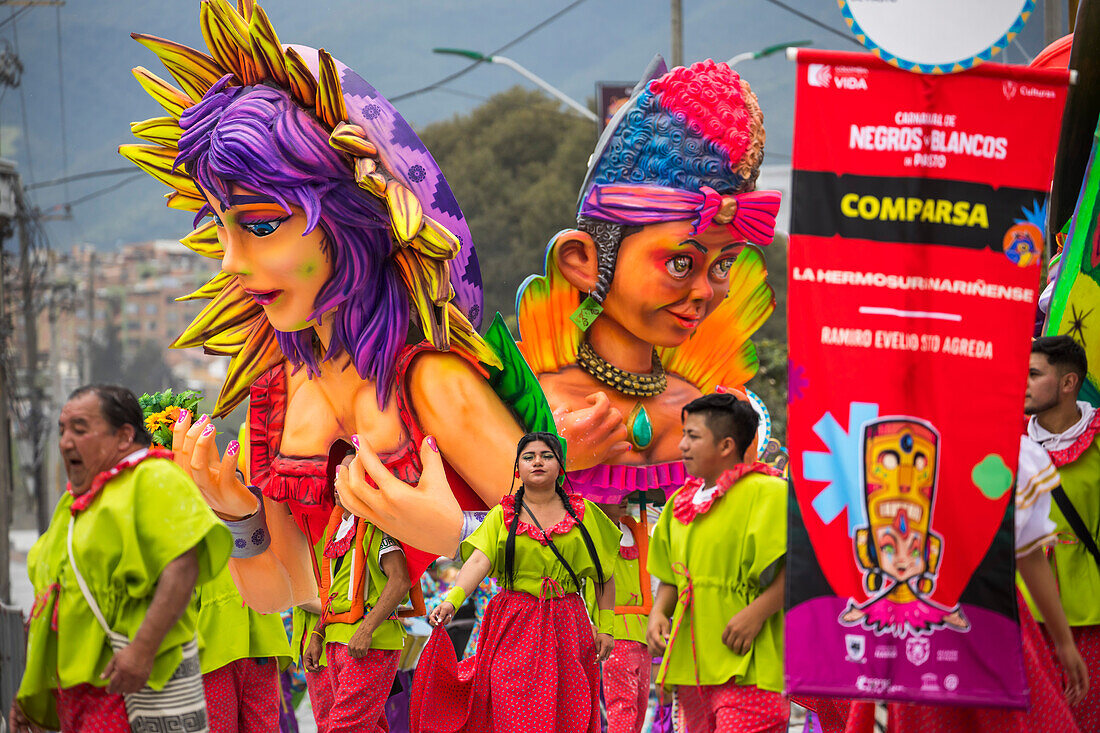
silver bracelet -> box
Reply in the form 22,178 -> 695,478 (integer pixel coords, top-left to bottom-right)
225,486 -> 270,559
454,510 -> 488,560
460,510 -> 488,541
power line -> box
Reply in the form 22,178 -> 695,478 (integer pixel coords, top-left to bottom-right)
55,172 -> 144,209
432,87 -> 490,102
0,5 -> 30,31
760,0 -> 863,48
54,5 -> 69,202
24,166 -> 136,191
390,0 -> 591,102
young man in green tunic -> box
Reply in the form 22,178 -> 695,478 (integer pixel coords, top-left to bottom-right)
1024,335 -> 1100,730
647,393 -> 788,733
9,385 -> 231,733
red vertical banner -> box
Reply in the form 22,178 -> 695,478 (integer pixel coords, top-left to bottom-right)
785,49 -> 1068,706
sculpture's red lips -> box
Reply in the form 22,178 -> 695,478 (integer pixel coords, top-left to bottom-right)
245,288 -> 282,306
665,307 -> 702,328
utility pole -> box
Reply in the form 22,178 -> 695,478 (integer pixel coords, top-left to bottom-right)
1044,0 -> 1064,45
83,250 -> 93,381
670,0 -> 683,68
15,182 -> 48,533
0,161 -> 17,603
0,248 -> 10,605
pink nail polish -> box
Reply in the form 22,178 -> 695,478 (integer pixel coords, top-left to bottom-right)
226,440 -> 240,457
177,409 -> 190,424
201,424 -> 215,437
426,436 -> 438,452
351,435 -> 361,450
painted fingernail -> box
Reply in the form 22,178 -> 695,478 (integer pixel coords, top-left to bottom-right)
177,409 -> 190,424
426,436 -> 438,452
226,440 -> 240,457
201,424 -> 215,437
196,413 -> 210,425
351,435 -> 361,450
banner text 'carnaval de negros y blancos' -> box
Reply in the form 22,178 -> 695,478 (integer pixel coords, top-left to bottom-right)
786,49 -> 1069,708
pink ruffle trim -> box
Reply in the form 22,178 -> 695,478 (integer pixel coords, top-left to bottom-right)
501,493 -> 586,544
860,598 -> 955,636
566,461 -> 687,503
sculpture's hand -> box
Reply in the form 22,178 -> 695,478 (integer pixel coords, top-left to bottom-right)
336,434 -> 462,557
553,392 -> 632,471
172,410 -> 258,520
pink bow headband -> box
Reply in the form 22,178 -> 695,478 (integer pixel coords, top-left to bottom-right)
579,183 -> 781,246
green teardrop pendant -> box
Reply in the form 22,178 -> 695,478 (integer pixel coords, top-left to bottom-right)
627,403 -> 653,451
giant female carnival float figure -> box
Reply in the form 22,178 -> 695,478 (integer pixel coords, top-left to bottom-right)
119,0 -> 551,616
515,57 -> 781,535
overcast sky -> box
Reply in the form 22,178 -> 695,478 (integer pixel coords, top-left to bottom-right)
0,1 -> 1057,252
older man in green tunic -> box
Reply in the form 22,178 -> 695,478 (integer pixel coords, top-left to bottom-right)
9,384 -> 231,733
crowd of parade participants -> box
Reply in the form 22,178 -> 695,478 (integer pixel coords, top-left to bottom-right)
7,1 -> 1100,731
9,341 -> 1099,732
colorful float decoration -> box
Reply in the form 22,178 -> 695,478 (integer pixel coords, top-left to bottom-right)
121,0 -> 554,619
515,57 -> 781,613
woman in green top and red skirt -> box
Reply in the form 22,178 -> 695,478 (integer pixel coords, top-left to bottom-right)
410,432 -> 622,732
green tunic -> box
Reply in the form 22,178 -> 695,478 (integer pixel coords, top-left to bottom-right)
463,496 -> 620,598
1023,437 -> 1100,626
317,518 -> 407,655
17,457 -> 231,728
647,472 -> 787,692
195,565 -> 292,674
290,605 -> 319,665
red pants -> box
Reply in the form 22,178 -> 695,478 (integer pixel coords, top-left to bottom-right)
305,665 -> 334,732
677,680 -> 787,733
310,643 -> 399,733
55,683 -> 129,732
203,657 -> 281,733
1044,623 -> 1100,733
603,640 -> 650,733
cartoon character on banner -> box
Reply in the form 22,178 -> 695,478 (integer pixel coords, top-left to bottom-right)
121,0 -> 551,614
516,57 -> 780,493
839,417 -> 970,637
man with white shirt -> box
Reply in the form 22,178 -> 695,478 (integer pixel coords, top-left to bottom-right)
1025,335 -> 1100,731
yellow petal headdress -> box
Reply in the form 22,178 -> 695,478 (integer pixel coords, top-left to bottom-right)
121,0 -> 497,416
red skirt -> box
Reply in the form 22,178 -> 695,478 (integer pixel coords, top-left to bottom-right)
1041,623 -> 1100,733
410,589 -> 600,733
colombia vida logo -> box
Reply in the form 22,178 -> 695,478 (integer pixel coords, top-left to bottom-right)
808,63 -> 868,90
808,63 -> 833,88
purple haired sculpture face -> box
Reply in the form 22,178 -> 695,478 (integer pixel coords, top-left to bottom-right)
177,80 -> 408,405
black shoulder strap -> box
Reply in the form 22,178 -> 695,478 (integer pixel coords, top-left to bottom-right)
518,497 -> 585,594
1051,486 -> 1100,570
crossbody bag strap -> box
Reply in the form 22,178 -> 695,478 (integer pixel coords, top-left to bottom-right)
67,514 -> 117,637
519,497 -> 585,595
1051,486 -> 1100,570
